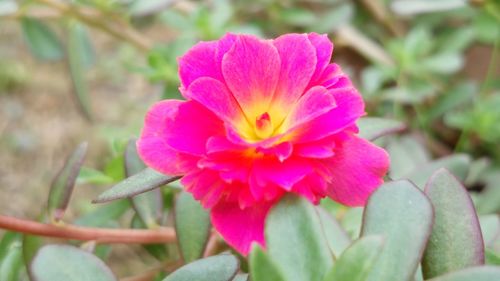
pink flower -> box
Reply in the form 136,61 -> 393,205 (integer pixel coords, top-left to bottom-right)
137,33 -> 389,255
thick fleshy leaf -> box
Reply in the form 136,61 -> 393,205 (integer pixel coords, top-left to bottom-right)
266,195 -> 333,281
30,245 -> 116,281
232,274 -> 249,281
422,169 -> 484,279
0,232 -> 24,281
404,154 -> 471,188
21,17 -> 63,61
387,136 -> 430,179
323,236 -> 384,281
23,234 -> 42,265
249,246 -> 286,281
126,139 -> 163,228
175,192 -> 211,263
357,117 -> 406,141
476,175 -> 500,215
48,142 -> 88,222
317,207 -> 351,257
163,254 -> 239,281
93,168 -> 180,203
425,266 -> 500,281
75,200 -> 130,227
480,215 -> 500,247
361,180 -> 434,281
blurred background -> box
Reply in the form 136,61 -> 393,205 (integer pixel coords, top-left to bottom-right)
0,0 -> 498,276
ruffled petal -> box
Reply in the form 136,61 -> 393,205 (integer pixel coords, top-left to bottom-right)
270,34 -> 316,121
307,33 -> 334,87
293,87 -> 365,143
222,35 -> 281,119
322,134 -> 390,206
137,100 -> 199,175
281,86 -> 336,133
163,100 -> 224,156
251,157 -> 313,191
185,77 -> 247,128
178,41 -> 221,90
211,199 -> 275,255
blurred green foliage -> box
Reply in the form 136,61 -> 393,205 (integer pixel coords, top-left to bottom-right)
1,0 -> 500,279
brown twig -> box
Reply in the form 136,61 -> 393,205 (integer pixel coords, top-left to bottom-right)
203,230 -> 220,257
0,214 -> 176,244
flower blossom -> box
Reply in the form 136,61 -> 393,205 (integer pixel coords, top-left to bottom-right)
137,33 -> 389,255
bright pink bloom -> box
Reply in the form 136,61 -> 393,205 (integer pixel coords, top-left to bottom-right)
138,33 -> 389,255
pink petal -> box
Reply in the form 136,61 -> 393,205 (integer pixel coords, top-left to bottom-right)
270,34 -> 316,121
211,199 -> 275,255
323,134 -> 389,206
222,35 -> 280,119
282,86 -> 337,132
307,33 -> 334,87
185,77 -> 246,126
137,100 -> 199,175
178,41 -> 222,90
163,100 -> 224,156
252,157 -> 313,191
293,87 -> 365,143
215,33 -> 238,69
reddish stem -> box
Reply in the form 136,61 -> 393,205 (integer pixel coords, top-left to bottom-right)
0,214 -> 176,244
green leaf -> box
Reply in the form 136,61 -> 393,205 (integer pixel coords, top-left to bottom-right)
75,200 -> 130,227
125,139 -> 163,227
266,195 -> 333,281
0,233 -> 24,281
48,142 -> 88,222
77,167 -> 114,185
163,254 -> 239,281
361,180 -> 434,281
93,168 -> 180,203
387,136 -> 430,179
476,177 -> 500,215
420,52 -> 464,75
340,207 -> 364,240
485,250 -> 500,266
480,215 -> 500,247
404,154 -> 471,188
30,245 -> 116,281
249,246 -> 286,281
23,234 -> 42,265
422,169 -> 484,279
317,207 -> 351,257
232,274 -> 249,281
357,117 -> 405,141
175,191 -> 211,263
311,3 -> 354,33
425,266 -> 500,281
323,236 -> 384,281
390,0 -> 466,16
21,17 -> 63,61
67,22 -> 93,120
129,0 -> 173,17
